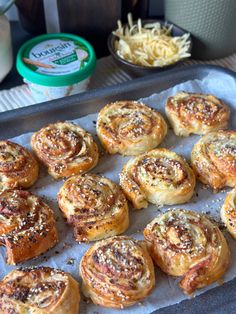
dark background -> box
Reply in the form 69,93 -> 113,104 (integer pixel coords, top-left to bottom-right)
1,0 -> 164,90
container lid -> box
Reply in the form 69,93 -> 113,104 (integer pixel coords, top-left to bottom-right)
16,33 -> 96,87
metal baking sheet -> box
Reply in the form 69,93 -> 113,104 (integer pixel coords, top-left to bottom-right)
0,64 -> 236,314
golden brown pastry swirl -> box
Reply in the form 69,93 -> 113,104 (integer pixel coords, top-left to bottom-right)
165,92 -> 230,136
0,267 -> 80,314
31,122 -> 99,179
191,130 -> 236,190
0,190 -> 58,265
120,148 -> 195,209
96,100 -> 167,155
0,141 -> 39,191
144,209 -> 230,294
57,173 -> 129,242
80,235 -> 155,308
221,187 -> 236,239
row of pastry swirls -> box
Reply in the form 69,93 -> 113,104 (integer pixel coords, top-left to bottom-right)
0,91 -> 232,187
97,93 -> 230,154
1,92 -> 227,191
0,208 -> 231,311
1,130 -> 236,264
120,130 -> 236,209
1,128 -> 236,194
0,92 -> 230,184
0,122 -> 99,191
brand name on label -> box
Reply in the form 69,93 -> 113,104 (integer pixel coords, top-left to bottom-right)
31,42 -> 73,58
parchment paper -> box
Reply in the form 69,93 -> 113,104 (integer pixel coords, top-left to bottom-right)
1,74 -> 236,314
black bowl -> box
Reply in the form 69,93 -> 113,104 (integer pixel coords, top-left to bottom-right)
107,19 -> 192,77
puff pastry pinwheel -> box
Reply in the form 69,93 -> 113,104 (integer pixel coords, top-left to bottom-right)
0,267 -> 80,314
57,173 -> 129,242
31,122 -> 99,179
221,187 -> 236,239
120,148 -> 195,209
165,92 -> 230,136
144,209 -> 230,294
80,235 -> 155,308
191,130 -> 236,190
96,100 -> 167,156
0,141 -> 39,192
0,190 -> 58,265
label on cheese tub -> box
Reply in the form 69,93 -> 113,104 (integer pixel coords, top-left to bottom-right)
27,38 -> 89,76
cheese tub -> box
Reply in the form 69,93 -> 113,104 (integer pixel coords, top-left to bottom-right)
16,33 -> 96,102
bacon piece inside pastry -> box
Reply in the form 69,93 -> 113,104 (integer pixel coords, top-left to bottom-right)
165,92 -> 230,136
0,141 -> 39,192
0,267 -> 80,314
120,148 -> 195,209
31,122 -> 99,179
0,190 -> 58,265
144,209 -> 230,294
191,130 -> 236,190
80,235 -> 155,308
58,173 -> 129,242
96,100 -> 167,155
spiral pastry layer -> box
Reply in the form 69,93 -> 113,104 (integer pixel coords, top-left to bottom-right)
221,187 -> 236,239
120,148 -> 195,209
58,173 -> 129,242
0,190 -> 58,265
165,92 -> 230,136
144,209 -> 230,294
0,267 -> 80,314
31,122 -> 99,179
96,100 -> 167,156
191,130 -> 236,190
80,235 -> 155,308
0,141 -> 39,192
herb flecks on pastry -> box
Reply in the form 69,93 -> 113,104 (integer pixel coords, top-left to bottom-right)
97,100 -> 167,156
31,122 -> 99,179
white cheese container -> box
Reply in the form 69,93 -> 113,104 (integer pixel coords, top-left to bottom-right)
16,33 -> 96,102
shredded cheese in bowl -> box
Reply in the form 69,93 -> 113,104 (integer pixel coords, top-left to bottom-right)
113,14 -> 191,67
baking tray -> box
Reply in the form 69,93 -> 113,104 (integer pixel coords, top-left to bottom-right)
0,64 -> 236,314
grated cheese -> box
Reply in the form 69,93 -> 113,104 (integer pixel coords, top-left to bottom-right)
113,13 -> 191,67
